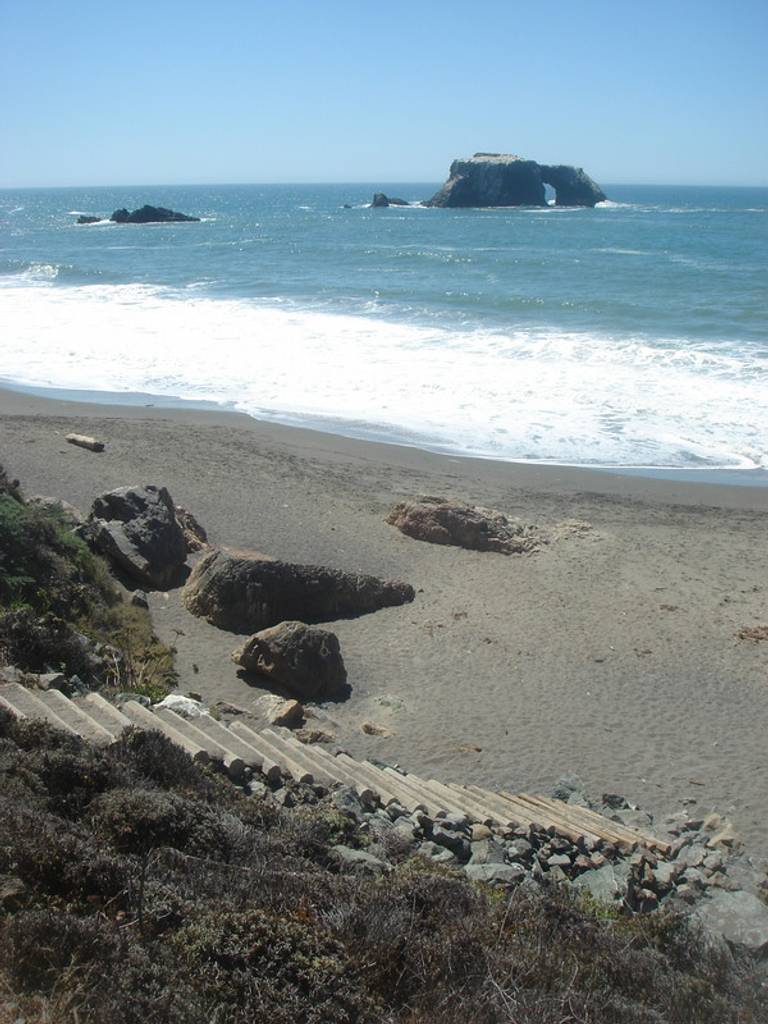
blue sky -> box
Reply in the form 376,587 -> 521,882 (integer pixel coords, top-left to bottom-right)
1,0 -> 766,187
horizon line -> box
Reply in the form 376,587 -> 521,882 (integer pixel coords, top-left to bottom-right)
2,180 -> 768,192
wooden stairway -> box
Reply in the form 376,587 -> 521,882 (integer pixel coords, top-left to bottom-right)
0,682 -> 670,855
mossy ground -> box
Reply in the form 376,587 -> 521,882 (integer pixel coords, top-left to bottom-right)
0,473 -> 175,697
0,712 -> 765,1024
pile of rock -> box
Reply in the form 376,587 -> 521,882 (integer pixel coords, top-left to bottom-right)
249,769 -> 768,958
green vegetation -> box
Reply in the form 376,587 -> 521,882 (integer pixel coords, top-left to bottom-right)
0,713 -> 764,1024
0,469 -> 174,696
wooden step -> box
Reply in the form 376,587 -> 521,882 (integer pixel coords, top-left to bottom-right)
120,700 -> 210,763
36,689 -> 115,746
334,753 -> 414,807
261,729 -> 335,786
229,722 -> 311,783
194,716 -> 282,782
154,708 -> 245,779
76,693 -> 133,737
278,741 -> 375,801
0,683 -> 78,735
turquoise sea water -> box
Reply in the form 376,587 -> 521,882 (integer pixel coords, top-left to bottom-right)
1,183 -> 766,473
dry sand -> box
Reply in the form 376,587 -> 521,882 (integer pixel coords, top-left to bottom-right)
1,386 -> 767,848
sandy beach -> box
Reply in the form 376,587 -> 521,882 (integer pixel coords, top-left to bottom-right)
1,385 -> 766,849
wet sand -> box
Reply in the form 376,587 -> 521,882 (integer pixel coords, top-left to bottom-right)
1,385 -> 767,847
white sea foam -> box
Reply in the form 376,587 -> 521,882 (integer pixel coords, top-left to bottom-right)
0,277 -> 765,469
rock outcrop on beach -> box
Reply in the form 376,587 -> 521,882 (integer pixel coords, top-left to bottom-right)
425,153 -> 606,208
109,205 -> 200,224
370,193 -> 410,208
88,485 -> 188,589
233,620 -> 348,701
387,496 -> 543,554
183,548 -> 415,633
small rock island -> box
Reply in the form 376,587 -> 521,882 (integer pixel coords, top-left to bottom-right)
110,205 -> 201,223
76,205 -> 200,225
424,153 -> 606,208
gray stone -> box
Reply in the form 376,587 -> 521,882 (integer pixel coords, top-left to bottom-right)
610,809 -> 653,831
551,773 -> 587,802
131,590 -> 149,609
440,811 -> 471,831
571,864 -> 624,903
547,853 -> 572,869
432,825 -> 470,862
653,861 -> 683,892
695,891 -> 768,957
89,485 -> 187,589
507,838 -> 533,861
329,846 -> 391,875
417,841 -> 458,865
676,844 -> 708,870
37,671 -> 67,691
331,786 -> 365,820
465,863 -> 526,886
469,839 -> 506,866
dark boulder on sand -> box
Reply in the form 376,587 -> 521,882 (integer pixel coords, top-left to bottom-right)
182,548 -> 414,633
88,485 -> 188,589
110,205 -> 200,224
370,193 -> 410,208
425,153 -> 605,208
233,620 -> 348,701
386,495 -> 541,554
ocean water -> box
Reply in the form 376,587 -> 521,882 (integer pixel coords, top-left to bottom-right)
1,183 -> 766,474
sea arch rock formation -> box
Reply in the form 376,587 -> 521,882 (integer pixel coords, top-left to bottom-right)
425,153 -> 606,208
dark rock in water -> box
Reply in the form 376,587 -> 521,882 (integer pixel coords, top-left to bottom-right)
183,548 -> 415,633
233,620 -> 347,701
425,153 -> 605,208
386,495 -> 540,553
76,215 -> 101,224
342,203 -> 352,209
110,205 -> 200,224
88,485 -> 188,589
370,193 -> 409,208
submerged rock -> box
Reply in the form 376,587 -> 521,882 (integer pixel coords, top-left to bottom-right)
110,205 -> 200,224
233,621 -> 347,701
425,153 -> 605,208
76,215 -> 101,224
386,495 -> 540,553
183,548 -> 414,632
88,485 -> 187,589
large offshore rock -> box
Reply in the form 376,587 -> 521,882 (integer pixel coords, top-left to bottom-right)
89,485 -> 187,589
386,495 -> 540,553
183,548 -> 414,633
425,153 -> 605,208
110,205 -> 200,224
233,621 -> 347,701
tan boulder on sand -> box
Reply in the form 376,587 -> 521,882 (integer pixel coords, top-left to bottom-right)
386,495 -> 541,554
233,621 -> 348,702
183,548 -> 414,633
